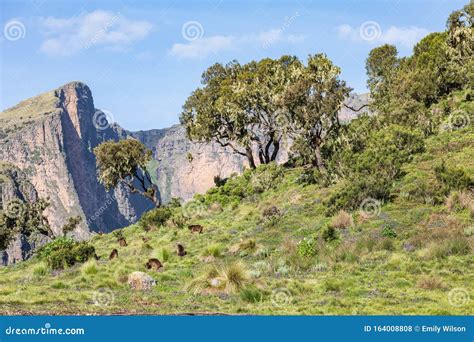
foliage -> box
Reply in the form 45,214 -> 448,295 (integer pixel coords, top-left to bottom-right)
94,139 -> 159,205
283,54 -> 351,168
62,216 -> 82,236
327,125 -> 425,212
37,237 -> 96,270
434,161 -> 473,194
297,237 -> 317,258
0,198 -> 53,250
139,207 -> 172,230
322,226 -> 338,242
382,225 -> 398,239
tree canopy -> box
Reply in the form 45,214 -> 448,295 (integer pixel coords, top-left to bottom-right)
94,139 -> 160,206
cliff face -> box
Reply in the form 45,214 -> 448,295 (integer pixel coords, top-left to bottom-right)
0,163 -> 51,265
0,82 -> 153,242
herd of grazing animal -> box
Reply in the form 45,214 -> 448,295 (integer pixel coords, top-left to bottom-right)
107,224 -> 202,270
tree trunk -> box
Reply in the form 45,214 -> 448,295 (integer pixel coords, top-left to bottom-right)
270,139 -> 280,162
314,145 -> 326,171
245,146 -> 256,169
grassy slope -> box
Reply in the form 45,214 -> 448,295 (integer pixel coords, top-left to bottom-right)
0,129 -> 472,315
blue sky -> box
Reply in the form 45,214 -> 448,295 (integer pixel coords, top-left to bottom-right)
0,0 -> 467,131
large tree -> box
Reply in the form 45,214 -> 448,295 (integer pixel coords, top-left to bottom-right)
180,56 -> 301,169
94,139 -> 160,206
282,54 -> 351,170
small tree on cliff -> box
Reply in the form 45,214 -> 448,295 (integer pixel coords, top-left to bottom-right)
94,139 -> 160,206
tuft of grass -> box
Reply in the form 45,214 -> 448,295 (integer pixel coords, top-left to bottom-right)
203,244 -> 222,258
158,248 -> 171,262
331,210 -> 353,229
240,286 -> 264,303
82,260 -> 98,275
416,276 -> 445,290
222,261 -> 250,292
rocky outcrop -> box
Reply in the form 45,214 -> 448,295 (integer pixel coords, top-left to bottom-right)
0,163 -> 51,265
0,82 -> 154,241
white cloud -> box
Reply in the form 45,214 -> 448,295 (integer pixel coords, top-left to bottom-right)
39,10 -> 153,56
170,29 -> 307,59
170,35 -> 235,59
336,23 -> 430,48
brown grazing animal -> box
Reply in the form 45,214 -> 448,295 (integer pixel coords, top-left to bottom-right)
188,224 -> 203,234
177,244 -> 187,257
109,249 -> 118,260
118,237 -> 127,246
145,258 -> 163,271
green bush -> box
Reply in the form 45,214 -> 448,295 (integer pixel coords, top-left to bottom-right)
297,237 -> 317,258
434,161 -> 473,194
327,125 -> 425,212
322,226 -> 338,242
140,207 -> 172,230
38,237 -> 96,270
382,225 -> 398,238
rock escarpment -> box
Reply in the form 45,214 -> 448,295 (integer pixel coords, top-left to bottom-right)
0,82 -> 153,244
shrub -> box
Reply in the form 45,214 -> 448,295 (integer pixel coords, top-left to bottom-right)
261,206 -> 282,226
382,225 -> 397,238
322,226 -> 338,242
446,190 -> 473,214
435,162 -> 473,194
295,168 -> 318,185
37,237 -> 96,270
140,207 -> 172,230
297,237 -> 317,258
331,210 -> 353,229
112,229 -> 124,240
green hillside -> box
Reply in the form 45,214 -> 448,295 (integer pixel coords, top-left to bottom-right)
0,121 -> 472,315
